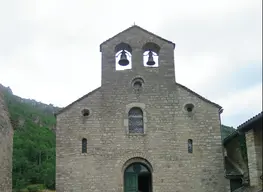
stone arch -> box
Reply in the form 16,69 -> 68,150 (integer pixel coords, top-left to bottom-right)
121,156 -> 154,192
122,157 -> 154,174
116,153 -> 154,171
115,153 -> 155,190
115,42 -> 132,54
142,42 -> 160,55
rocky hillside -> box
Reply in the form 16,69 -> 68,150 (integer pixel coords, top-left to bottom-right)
0,84 -> 60,191
0,84 -> 61,131
221,124 -> 236,141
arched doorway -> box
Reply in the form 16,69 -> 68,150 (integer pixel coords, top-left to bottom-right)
124,162 -> 152,192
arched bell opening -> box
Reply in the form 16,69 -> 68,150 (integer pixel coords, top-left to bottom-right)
142,42 -> 160,67
115,42 -> 132,71
123,162 -> 152,192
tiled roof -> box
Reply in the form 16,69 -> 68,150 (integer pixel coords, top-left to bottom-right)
237,111 -> 263,132
223,111 -> 263,144
223,130 -> 239,145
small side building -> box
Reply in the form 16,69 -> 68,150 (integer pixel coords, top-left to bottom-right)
223,112 -> 262,192
239,112 -> 262,191
0,88 -> 13,192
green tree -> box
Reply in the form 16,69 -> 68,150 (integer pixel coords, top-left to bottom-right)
2,87 -> 57,191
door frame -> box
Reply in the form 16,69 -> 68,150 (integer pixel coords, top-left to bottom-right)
123,161 -> 153,192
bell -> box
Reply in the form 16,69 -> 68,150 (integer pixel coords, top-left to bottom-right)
118,50 -> 129,66
146,51 -> 155,66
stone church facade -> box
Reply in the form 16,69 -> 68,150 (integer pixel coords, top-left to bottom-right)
56,25 -> 228,192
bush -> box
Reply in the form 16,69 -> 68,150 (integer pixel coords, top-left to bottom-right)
27,184 -> 45,192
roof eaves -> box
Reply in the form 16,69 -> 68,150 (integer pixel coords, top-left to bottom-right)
237,111 -> 263,133
55,87 -> 101,117
176,82 -> 223,111
99,25 -> 176,52
225,174 -> 243,179
223,130 -> 239,145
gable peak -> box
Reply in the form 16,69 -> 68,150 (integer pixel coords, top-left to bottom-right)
99,25 -> 175,51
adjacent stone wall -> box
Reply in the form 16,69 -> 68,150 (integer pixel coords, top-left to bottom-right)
246,127 -> 262,189
0,90 -> 13,192
56,26 -> 228,192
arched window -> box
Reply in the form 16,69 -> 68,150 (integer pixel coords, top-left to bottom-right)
188,139 -> 193,153
82,138 -> 87,153
128,107 -> 144,133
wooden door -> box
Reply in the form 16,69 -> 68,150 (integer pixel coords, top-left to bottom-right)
124,172 -> 138,192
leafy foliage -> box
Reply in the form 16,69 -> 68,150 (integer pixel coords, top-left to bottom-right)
221,124 -> 248,163
26,184 -> 45,192
221,124 -> 235,141
2,87 -> 58,191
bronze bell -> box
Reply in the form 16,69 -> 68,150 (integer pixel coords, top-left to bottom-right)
118,50 -> 129,66
146,51 -> 155,66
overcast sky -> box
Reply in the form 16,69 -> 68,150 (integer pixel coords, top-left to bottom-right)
0,0 -> 262,127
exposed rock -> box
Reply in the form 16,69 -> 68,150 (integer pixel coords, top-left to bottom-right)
0,84 -> 61,115
1,84 -> 61,131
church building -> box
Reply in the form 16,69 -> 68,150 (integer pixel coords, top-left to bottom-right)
55,25 -> 228,192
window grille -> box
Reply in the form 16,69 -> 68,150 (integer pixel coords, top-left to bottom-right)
128,107 -> 144,133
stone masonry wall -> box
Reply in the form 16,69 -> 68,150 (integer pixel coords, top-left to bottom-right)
56,26 -> 228,192
246,127 -> 262,189
0,89 -> 13,192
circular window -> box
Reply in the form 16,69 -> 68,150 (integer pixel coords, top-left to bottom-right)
133,81 -> 142,89
131,78 -> 144,90
184,103 -> 194,113
81,109 -> 90,117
